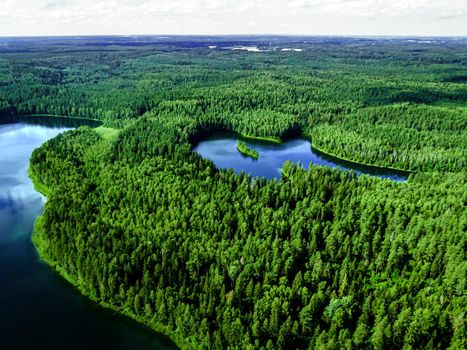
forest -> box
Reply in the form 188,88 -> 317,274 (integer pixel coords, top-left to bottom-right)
1,36 -> 466,349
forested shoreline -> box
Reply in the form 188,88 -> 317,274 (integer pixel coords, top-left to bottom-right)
2,37 -> 466,349
1,37 -> 466,172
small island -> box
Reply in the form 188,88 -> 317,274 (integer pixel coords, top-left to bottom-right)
236,140 -> 259,159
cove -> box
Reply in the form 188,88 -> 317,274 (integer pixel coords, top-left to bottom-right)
0,116 -> 177,350
193,133 -> 409,181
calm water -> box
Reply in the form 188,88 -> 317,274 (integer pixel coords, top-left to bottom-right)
0,116 -> 177,350
194,134 -> 409,181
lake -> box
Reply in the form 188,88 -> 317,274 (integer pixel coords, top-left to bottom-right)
0,116 -> 177,350
193,134 -> 409,181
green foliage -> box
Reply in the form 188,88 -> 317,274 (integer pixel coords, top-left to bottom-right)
237,141 -> 259,159
30,118 -> 466,349
6,37 -> 466,349
2,38 -> 466,172
95,126 -> 120,140
307,104 -> 467,172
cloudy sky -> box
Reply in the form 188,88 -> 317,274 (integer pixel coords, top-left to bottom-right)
0,0 -> 465,36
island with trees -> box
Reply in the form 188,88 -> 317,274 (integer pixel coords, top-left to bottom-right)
237,140 -> 259,159
0,36 -> 465,349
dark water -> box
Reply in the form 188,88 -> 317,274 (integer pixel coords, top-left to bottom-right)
194,134 -> 409,181
0,116 -> 177,350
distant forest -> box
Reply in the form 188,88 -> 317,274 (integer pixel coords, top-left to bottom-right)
1,36 -> 465,349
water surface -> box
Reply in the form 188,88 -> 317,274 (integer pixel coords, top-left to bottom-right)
0,116 -> 177,350
194,134 -> 408,181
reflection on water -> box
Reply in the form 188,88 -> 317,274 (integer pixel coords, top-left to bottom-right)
193,134 -> 409,181
0,116 -> 177,350
0,120 -> 70,242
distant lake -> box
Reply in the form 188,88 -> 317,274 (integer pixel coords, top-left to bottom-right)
193,134 -> 409,181
0,116 -> 177,350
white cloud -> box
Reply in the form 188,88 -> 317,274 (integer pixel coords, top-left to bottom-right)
287,0 -> 466,17
0,0 -> 465,36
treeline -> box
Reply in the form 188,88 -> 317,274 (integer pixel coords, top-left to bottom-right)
306,104 -> 467,172
13,39 -> 467,349
31,116 -> 466,349
2,41 -> 466,172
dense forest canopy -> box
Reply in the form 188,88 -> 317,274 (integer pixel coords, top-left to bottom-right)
1,36 -> 466,171
1,36 -> 466,349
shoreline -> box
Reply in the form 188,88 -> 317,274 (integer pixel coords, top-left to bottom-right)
29,159 -> 190,350
211,130 -> 414,176
308,142 -> 414,176
28,123 -> 412,350
236,132 -> 282,144
29,114 -> 102,123
0,113 -> 102,123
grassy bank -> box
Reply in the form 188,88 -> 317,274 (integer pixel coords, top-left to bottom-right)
237,132 -> 282,144
95,126 -> 120,140
302,132 -> 414,176
238,130 -> 412,176
28,167 -> 52,197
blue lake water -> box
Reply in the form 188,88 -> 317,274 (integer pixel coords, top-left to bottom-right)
194,135 -> 409,181
0,116 -> 177,350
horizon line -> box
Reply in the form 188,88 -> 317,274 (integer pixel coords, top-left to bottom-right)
1,33 -> 466,39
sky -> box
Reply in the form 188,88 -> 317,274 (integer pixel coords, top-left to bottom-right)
0,0 -> 466,37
